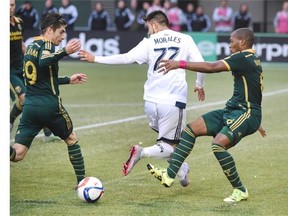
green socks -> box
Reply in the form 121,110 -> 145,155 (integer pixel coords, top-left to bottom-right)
67,142 -> 85,183
212,143 -> 245,192
167,125 -> 195,178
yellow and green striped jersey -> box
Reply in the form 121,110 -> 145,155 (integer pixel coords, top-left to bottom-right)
23,36 -> 70,106
221,49 -> 263,113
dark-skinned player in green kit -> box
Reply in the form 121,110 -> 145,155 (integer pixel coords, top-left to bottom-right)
148,28 -> 266,204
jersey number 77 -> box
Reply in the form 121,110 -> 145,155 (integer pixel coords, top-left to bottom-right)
153,47 -> 180,71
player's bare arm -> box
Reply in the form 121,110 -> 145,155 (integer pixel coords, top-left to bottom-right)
158,60 -> 228,74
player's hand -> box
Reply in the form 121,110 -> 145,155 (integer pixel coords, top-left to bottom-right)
194,85 -> 205,101
70,73 -> 87,84
258,126 -> 266,137
65,39 -> 81,54
157,60 -> 180,74
78,50 -> 95,63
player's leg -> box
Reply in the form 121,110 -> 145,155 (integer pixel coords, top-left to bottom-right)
10,144 -> 29,162
10,74 -> 26,133
45,104 -> 85,184
10,105 -> 42,162
64,131 -> 85,184
123,102 -> 184,176
213,110 -> 261,203
148,109 -> 223,187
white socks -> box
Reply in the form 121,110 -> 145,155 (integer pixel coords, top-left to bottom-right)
140,141 -> 174,160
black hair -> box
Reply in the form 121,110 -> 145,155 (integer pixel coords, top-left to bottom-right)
143,10 -> 169,26
234,28 -> 254,47
40,12 -> 66,34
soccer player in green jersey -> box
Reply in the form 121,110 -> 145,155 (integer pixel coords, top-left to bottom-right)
10,12 -> 87,186
147,28 -> 266,203
10,0 -> 56,141
10,0 -> 26,132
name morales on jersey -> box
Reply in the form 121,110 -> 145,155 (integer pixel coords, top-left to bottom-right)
154,36 -> 181,45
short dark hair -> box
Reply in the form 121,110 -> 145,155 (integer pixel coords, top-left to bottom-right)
143,10 -> 169,26
40,12 -> 66,33
234,28 -> 254,47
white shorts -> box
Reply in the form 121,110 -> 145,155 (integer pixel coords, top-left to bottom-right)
144,101 -> 186,143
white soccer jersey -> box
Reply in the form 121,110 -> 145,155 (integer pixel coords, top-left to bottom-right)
96,29 -> 204,106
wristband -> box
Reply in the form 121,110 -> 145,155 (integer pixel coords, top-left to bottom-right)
179,60 -> 186,69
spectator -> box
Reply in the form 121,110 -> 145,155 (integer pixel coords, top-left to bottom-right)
212,0 -> 233,32
273,1 -> 288,34
190,5 -> 211,32
42,0 -> 58,15
147,0 -> 164,15
16,1 -> 39,30
114,0 -> 135,31
183,2 -> 195,31
166,0 -> 185,32
232,3 -> 252,30
136,1 -> 150,31
88,2 -> 111,31
58,0 -> 78,31
163,0 -> 171,14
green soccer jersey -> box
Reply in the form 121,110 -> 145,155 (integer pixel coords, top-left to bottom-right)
221,49 -> 263,113
10,16 -> 24,71
23,36 -> 70,106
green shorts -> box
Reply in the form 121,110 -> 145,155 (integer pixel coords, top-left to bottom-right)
202,107 -> 261,146
15,103 -> 73,148
10,66 -> 26,101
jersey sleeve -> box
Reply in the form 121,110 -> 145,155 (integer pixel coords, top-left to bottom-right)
186,36 -> 205,88
38,43 -> 68,67
58,76 -> 70,85
95,38 -> 148,65
222,52 -> 246,75
126,38 -> 149,64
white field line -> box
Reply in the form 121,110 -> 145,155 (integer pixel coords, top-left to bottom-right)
72,88 -> 288,131
11,88 -> 288,140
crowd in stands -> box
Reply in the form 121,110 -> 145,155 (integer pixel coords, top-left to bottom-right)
15,0 -> 288,34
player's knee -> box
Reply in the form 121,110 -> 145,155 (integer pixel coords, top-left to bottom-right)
65,131 -> 78,145
11,149 -> 26,162
19,93 -> 25,104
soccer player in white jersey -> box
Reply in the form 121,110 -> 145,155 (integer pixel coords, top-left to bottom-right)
79,10 -> 205,187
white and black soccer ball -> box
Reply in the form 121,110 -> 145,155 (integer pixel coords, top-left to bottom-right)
77,177 -> 104,203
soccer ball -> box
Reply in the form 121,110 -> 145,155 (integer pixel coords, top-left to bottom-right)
77,177 -> 104,203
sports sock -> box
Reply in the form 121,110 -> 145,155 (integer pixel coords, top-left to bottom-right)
141,141 -> 174,159
10,100 -> 22,125
43,127 -> 52,137
67,142 -> 85,183
167,125 -> 195,179
10,146 -> 16,161
212,143 -> 246,192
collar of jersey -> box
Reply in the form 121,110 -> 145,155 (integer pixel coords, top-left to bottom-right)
33,36 -> 52,43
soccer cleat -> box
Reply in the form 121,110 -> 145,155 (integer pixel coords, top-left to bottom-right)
44,134 -> 60,142
147,163 -> 174,187
223,188 -> 249,204
178,162 -> 190,187
122,145 -> 143,176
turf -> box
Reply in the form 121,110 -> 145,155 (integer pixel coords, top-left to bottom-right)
10,62 -> 288,216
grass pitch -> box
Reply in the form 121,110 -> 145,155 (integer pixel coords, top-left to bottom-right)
10,62 -> 288,216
